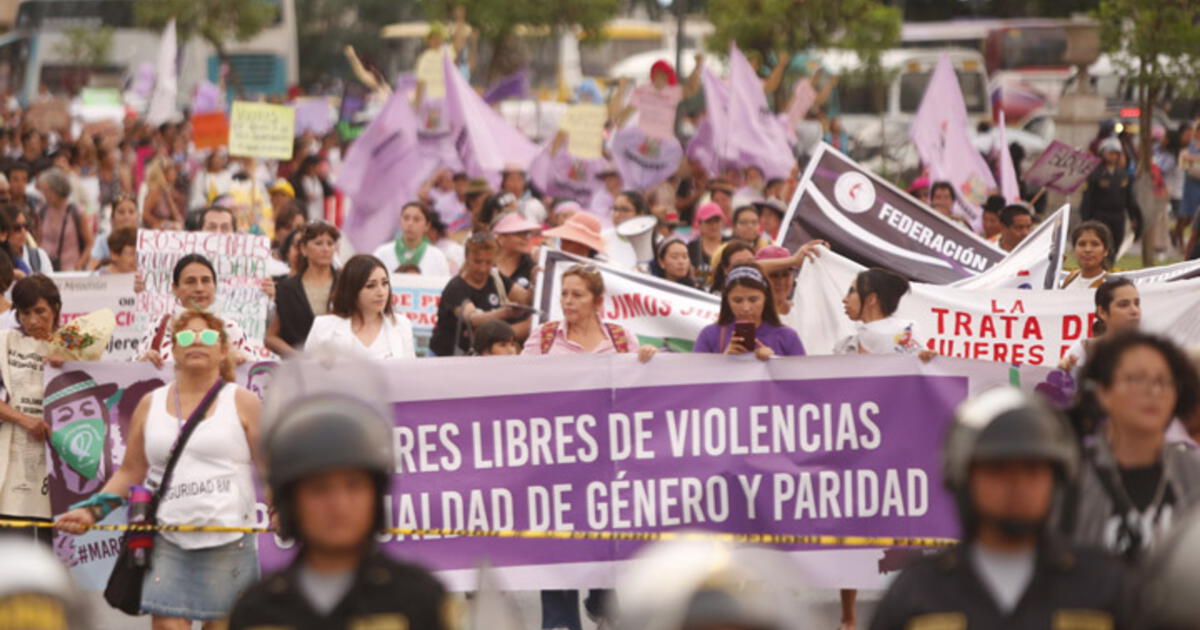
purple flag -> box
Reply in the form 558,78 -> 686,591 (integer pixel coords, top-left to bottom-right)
336,91 -> 428,252
528,141 -> 607,203
611,126 -> 684,191
909,54 -> 995,231
482,68 -> 530,105
190,81 -> 223,114
443,53 -> 538,183
686,68 -> 732,176
997,112 -> 1020,202
727,44 -> 796,180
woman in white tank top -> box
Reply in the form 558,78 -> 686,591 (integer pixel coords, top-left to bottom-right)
56,310 -> 264,627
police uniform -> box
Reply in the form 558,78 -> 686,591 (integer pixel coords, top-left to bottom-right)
868,538 -> 1132,630
1079,166 -> 1142,253
228,549 -> 448,630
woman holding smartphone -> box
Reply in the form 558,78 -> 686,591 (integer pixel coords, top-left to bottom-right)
693,263 -> 805,359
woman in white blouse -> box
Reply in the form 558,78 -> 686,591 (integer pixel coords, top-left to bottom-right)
305,254 -> 416,359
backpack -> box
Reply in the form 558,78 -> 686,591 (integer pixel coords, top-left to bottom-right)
539,321 -> 631,355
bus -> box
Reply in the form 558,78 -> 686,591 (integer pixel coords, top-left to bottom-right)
0,0 -> 298,105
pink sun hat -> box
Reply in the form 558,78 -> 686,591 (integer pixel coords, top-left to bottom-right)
544,212 -> 606,253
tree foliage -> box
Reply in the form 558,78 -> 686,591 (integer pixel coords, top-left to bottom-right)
134,0 -> 277,56
706,0 -> 900,62
295,0 -> 415,88
54,26 -> 114,67
1098,0 -> 1200,169
423,0 -> 622,83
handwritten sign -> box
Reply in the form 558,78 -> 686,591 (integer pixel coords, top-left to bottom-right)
561,104 -> 607,159
391,274 -> 449,357
1023,140 -> 1102,195
50,273 -> 140,361
191,111 -> 230,150
229,101 -> 295,160
631,84 -> 682,140
135,230 -> 271,358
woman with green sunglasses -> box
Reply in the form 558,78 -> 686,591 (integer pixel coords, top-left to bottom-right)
57,309 -> 264,626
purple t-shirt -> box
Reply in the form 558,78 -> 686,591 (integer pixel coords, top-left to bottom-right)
693,323 -> 806,356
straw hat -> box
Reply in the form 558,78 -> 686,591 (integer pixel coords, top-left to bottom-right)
544,212 -> 606,253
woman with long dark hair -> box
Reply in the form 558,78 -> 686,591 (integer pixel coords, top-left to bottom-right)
708,240 -> 756,294
1059,276 -> 1140,373
693,263 -> 804,359
265,222 -> 341,356
305,254 -> 415,359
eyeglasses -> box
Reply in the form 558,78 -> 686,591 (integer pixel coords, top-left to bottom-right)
175,329 -> 221,348
1116,373 -> 1175,392
10,222 -> 26,233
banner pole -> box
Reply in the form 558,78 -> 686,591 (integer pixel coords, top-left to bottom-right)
1029,186 -> 1047,206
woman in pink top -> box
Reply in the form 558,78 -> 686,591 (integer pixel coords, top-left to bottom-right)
522,264 -> 656,361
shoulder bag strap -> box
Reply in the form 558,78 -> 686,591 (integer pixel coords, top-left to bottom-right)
147,381 -> 226,518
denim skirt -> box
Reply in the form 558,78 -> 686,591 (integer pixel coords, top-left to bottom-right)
140,534 -> 260,620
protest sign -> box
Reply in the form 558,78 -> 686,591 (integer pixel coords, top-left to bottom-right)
631,83 -> 681,140
1115,258 -> 1200,284
135,230 -> 272,359
50,273 -> 139,361
25,99 -> 71,134
229,101 -> 295,160
779,143 -> 1004,284
50,355 -> 1059,591
293,98 -> 334,137
392,274 -> 449,357
950,205 -> 1069,290
536,249 -> 719,352
45,361 -> 277,590
611,126 -> 684,192
191,111 -> 230,150
561,104 -> 607,159
1024,140 -> 1102,195
528,141 -> 608,204
791,248 -> 1200,364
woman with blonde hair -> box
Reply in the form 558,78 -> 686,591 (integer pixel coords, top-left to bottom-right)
142,157 -> 184,230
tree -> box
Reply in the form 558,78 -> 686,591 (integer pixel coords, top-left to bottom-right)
1098,0 -> 1200,171
295,0 -> 416,89
134,0 -> 277,97
55,26 -> 114,68
423,0 -> 621,85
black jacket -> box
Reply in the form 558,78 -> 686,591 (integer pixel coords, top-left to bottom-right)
229,550 -> 448,630
1080,166 -> 1143,236
274,272 -> 335,350
868,538 -> 1133,630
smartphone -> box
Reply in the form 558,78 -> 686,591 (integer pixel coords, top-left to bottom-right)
733,322 -> 756,349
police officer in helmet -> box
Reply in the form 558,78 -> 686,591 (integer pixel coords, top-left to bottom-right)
228,359 -> 448,630
869,387 -> 1132,630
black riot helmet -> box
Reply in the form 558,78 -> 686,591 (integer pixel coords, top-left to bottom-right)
942,387 -> 1078,540
261,356 -> 394,540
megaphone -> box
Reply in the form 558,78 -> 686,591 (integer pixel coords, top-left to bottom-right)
617,215 -> 658,270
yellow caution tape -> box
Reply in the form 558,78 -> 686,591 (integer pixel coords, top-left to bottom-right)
0,519 -> 957,548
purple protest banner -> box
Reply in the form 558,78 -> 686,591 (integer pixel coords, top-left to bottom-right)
611,126 -> 683,192
1023,140 -> 1102,195
528,141 -> 607,204
779,143 -> 1004,284
49,355 -> 1058,591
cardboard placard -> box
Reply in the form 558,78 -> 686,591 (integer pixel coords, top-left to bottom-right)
191,111 -> 230,150
228,101 -> 295,160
